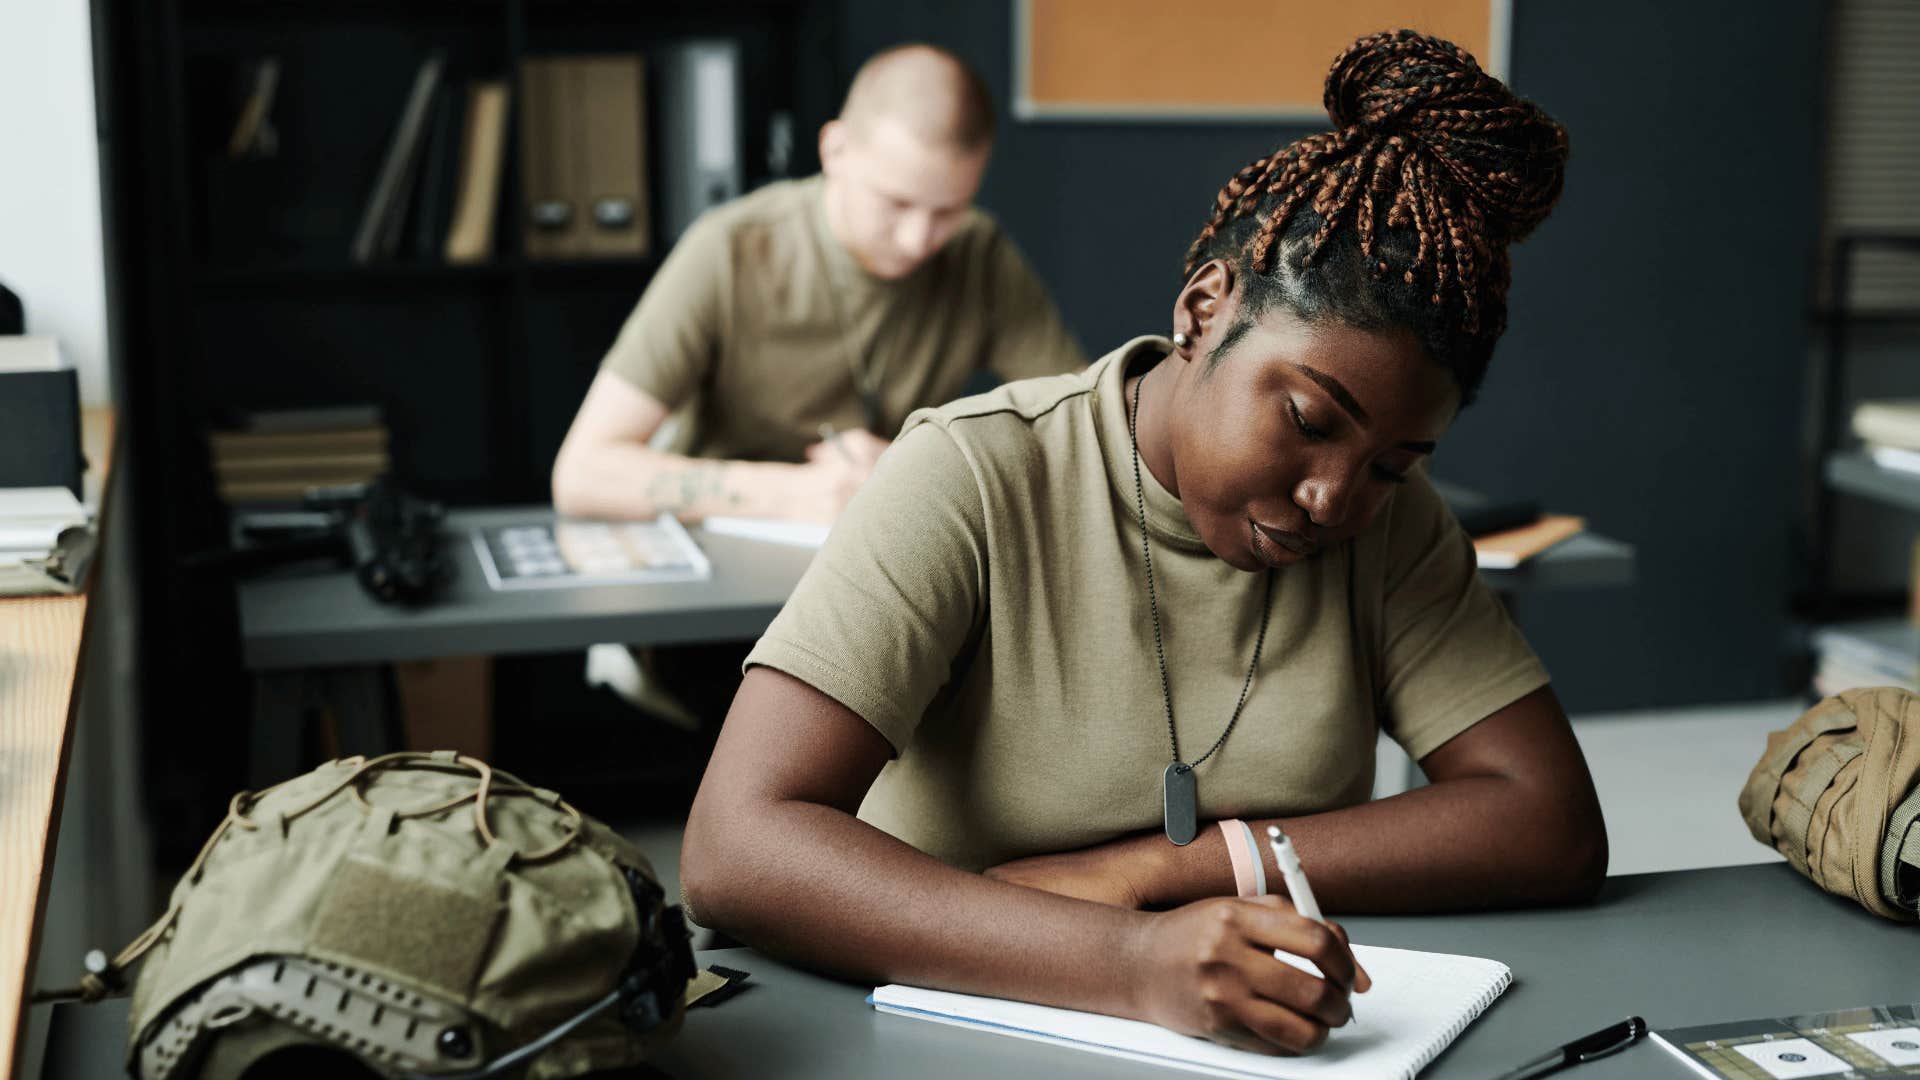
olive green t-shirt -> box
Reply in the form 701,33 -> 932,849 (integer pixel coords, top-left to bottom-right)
601,175 -> 1087,462
745,337 -> 1550,872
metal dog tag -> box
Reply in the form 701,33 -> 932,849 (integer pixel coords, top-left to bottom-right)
1163,763 -> 1198,846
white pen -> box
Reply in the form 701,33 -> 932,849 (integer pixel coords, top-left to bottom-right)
1266,824 -> 1323,922
1268,824 -> 1359,1023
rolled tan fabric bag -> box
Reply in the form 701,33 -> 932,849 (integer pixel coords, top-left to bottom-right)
1738,686 -> 1920,922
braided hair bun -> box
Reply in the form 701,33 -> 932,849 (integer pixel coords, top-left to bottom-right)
1183,29 -> 1568,402
1324,29 -> 1565,245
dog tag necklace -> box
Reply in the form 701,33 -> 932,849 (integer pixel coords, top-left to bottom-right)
1128,364 -> 1273,845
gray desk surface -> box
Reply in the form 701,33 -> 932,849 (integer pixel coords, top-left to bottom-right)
1827,449 -> 1920,514
239,505 -> 1635,671
239,507 -> 816,670
43,865 -> 1911,1079
651,863 -> 1915,1080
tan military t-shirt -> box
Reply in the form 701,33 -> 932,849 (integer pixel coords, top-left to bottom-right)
601,175 -> 1087,462
746,336 -> 1550,872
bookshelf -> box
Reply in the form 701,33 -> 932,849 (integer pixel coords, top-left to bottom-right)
144,0 -> 834,493
1803,232 -> 1920,700
1806,231 -> 1920,615
1809,616 -> 1919,698
189,256 -> 660,291
101,0 -> 840,859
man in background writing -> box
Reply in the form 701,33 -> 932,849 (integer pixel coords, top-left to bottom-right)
552,43 -> 1085,738
553,42 -> 1084,525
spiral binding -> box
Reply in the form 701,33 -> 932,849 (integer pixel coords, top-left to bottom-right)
1403,966 -> 1514,1080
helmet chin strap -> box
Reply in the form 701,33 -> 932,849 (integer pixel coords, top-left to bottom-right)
405,986 -> 623,1080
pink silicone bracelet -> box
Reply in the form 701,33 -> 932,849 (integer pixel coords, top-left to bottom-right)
1218,819 -> 1260,898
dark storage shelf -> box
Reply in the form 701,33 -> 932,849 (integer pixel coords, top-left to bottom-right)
1806,230 -> 1920,614
518,254 -> 661,277
1808,307 -> 1920,325
521,0 -> 814,16
193,261 -> 514,288
190,255 -> 661,289
182,0 -> 507,19
108,0 -> 839,864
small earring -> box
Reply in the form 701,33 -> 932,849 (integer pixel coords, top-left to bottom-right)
1172,331 -> 1192,349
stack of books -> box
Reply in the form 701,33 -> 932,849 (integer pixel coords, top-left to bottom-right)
1434,484 -> 1587,570
1810,618 -> 1920,698
347,51 -> 512,265
1473,515 -> 1585,570
209,405 -> 389,507
1852,400 -> 1920,476
0,487 -> 89,596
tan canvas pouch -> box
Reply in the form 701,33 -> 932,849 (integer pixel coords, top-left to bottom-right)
1739,686 -> 1920,922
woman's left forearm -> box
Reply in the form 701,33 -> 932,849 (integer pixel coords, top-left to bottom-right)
1136,773 -> 1605,912
1133,690 -> 1609,912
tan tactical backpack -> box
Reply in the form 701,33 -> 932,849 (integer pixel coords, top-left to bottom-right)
1739,687 -> 1920,922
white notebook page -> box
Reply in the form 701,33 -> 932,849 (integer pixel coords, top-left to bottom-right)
699,516 -> 830,549
870,943 -> 1511,1080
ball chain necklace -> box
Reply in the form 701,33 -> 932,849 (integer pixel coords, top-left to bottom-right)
812,188 -> 891,433
1127,361 -> 1274,846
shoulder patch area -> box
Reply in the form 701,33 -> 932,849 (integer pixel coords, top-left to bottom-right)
905,367 -> 1097,438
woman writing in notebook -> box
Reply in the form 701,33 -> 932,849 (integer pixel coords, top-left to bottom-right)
682,29 -> 1605,1054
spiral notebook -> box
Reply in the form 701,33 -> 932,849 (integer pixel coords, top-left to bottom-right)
869,944 -> 1510,1080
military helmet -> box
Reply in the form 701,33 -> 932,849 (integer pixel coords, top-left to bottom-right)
60,752 -> 694,1079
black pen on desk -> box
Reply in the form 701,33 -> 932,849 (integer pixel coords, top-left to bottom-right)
1490,1017 -> 1647,1080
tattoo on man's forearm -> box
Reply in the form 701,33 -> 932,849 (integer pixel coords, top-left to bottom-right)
646,462 -> 744,510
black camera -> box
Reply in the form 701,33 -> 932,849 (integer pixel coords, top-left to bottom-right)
301,476 -> 448,605
193,475 -> 449,605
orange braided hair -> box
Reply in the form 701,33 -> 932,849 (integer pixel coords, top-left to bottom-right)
1184,29 -> 1568,397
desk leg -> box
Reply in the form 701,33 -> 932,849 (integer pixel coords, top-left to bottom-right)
249,672 -> 308,786
325,666 -> 397,758
250,667 -> 397,786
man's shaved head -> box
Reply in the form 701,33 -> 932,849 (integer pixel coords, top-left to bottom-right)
819,44 -> 995,279
838,43 -> 995,151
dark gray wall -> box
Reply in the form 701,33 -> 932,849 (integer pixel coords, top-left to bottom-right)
837,1 -> 1826,712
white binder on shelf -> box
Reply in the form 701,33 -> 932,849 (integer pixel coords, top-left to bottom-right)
656,39 -> 742,242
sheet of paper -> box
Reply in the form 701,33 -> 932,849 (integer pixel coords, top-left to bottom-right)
0,486 -> 85,522
700,516 -> 830,549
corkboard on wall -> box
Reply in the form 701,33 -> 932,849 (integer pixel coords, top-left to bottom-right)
1014,0 -> 1509,121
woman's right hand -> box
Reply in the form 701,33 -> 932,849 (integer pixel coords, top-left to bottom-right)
1127,895 -> 1372,1055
